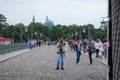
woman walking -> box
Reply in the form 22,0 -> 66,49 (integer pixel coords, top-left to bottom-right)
76,40 -> 81,64
98,39 -> 104,59
94,39 -> 99,58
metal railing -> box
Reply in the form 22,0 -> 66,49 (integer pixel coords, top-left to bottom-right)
0,43 -> 28,54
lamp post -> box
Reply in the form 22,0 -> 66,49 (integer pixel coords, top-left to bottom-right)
101,18 -> 109,41
25,27 -> 28,42
35,31 -> 37,39
87,27 -> 91,39
83,29 -> 85,39
101,17 -> 109,30
25,27 -> 28,32
83,29 -> 85,33
88,28 -> 89,39
71,34 -> 73,39
20,26 -> 23,43
75,32 -> 78,40
79,26 -> 82,40
31,27 -> 33,39
100,17 -> 109,65
40,33 -> 42,39
101,19 -> 106,30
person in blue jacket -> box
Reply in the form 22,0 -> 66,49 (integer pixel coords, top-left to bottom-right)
76,40 -> 81,64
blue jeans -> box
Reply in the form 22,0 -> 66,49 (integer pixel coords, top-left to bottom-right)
28,43 -> 32,49
96,49 -> 99,58
76,51 -> 81,64
56,52 -> 65,68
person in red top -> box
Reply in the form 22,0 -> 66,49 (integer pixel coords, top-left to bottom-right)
73,40 -> 77,51
103,40 -> 108,58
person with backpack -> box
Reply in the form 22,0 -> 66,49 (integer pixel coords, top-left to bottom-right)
76,40 -> 81,64
87,40 -> 93,64
56,37 -> 66,70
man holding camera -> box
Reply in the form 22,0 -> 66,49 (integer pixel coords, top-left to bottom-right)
56,37 -> 66,70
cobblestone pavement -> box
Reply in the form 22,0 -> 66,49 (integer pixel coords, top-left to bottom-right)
0,46 -> 108,80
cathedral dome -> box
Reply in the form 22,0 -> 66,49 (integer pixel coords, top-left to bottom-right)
44,16 -> 54,27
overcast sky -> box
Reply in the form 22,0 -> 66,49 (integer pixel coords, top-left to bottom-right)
0,0 -> 108,28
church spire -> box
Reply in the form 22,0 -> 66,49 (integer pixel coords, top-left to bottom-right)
46,16 -> 48,21
32,15 -> 35,23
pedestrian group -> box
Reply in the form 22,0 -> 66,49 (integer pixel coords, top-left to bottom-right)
56,37 -> 108,70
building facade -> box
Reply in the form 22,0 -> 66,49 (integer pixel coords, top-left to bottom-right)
0,37 -> 11,45
109,0 -> 120,80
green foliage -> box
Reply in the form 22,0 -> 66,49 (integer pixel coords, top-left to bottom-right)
0,13 -> 107,42
0,14 -> 7,36
0,14 -> 6,23
93,29 -> 107,41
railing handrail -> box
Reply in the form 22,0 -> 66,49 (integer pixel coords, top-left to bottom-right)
0,43 -> 28,54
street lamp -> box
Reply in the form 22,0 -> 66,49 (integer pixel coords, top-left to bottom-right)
83,28 -> 85,33
101,19 -> 106,30
25,27 -> 28,42
83,29 -> 86,39
87,27 -> 91,39
101,17 -> 109,30
79,26 -> 82,40
100,17 -> 109,65
71,34 -> 73,39
75,32 -> 78,40
31,27 -> 33,39
40,33 -> 42,39
20,26 -> 23,43
25,28 -> 27,32
35,31 -> 37,39
101,18 -> 109,41
68,35 -> 71,40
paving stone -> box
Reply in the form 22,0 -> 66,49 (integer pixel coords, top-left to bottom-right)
0,46 -> 108,80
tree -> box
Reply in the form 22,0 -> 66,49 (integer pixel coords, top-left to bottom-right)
0,14 -> 7,37
93,29 -> 107,41
0,14 -> 6,24
15,23 -> 26,42
28,22 -> 47,39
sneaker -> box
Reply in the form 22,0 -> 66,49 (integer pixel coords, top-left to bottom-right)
61,67 -> 64,70
56,67 -> 59,70
76,62 -> 78,64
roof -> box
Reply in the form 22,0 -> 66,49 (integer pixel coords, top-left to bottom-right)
44,16 -> 54,27
0,38 -> 11,41
44,20 -> 54,27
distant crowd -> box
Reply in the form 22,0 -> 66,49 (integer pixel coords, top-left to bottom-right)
27,39 -> 57,49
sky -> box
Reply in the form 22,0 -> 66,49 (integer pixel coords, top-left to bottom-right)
0,0 -> 108,28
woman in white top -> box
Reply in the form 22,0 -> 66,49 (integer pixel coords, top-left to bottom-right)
94,40 -> 99,58
65,42 -> 69,52
98,39 -> 104,59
